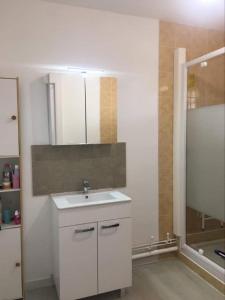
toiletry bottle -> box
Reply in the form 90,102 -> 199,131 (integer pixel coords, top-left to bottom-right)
12,165 -> 20,189
0,197 -> 2,224
2,163 -> 12,189
3,209 -> 11,224
13,210 -> 21,225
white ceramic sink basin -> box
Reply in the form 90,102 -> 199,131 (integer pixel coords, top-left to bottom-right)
51,191 -> 131,209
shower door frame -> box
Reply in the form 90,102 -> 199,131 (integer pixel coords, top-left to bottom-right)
174,47 -> 225,283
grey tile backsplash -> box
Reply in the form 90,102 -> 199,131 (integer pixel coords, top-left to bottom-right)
31,143 -> 126,196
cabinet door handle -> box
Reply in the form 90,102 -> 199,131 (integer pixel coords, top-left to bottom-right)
101,223 -> 120,229
11,115 -> 17,120
15,262 -> 21,268
75,227 -> 95,234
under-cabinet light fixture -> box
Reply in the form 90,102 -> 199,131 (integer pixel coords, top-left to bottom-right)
67,66 -> 104,75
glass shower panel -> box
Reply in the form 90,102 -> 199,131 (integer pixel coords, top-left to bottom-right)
186,53 -> 225,269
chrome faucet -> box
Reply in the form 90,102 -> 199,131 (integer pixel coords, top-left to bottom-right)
82,179 -> 91,194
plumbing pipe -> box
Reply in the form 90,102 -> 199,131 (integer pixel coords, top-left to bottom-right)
150,240 -> 177,247
132,246 -> 178,260
133,238 -> 177,251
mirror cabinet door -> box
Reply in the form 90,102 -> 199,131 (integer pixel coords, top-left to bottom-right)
48,73 -> 86,145
85,76 -> 101,144
48,73 -> 117,145
86,76 -> 117,144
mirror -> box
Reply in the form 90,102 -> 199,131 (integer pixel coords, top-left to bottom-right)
47,73 -> 117,145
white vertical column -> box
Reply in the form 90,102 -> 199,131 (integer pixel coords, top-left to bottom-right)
173,48 -> 187,240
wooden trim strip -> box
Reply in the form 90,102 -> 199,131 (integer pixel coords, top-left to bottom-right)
178,252 -> 225,295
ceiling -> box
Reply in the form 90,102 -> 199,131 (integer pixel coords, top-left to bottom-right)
43,0 -> 225,30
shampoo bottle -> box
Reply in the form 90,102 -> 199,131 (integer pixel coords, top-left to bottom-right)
0,197 -> 2,224
12,165 -> 20,189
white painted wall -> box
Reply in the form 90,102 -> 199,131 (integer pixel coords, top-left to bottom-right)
0,0 -> 159,284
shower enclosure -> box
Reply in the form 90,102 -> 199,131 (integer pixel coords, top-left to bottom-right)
174,47 -> 225,282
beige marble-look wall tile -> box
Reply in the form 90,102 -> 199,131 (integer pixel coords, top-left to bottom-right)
187,54 -> 225,109
159,92 -> 173,239
175,23 -> 193,49
100,77 -> 117,144
159,191 -> 173,216
159,72 -> 174,98
160,47 -> 174,73
208,29 -> 225,52
187,229 -> 225,245
186,207 -> 225,235
190,27 -> 209,57
159,214 -> 173,240
160,21 -> 176,48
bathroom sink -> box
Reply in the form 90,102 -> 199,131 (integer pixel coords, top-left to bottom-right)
51,191 -> 131,209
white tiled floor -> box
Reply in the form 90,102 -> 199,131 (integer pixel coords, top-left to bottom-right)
26,258 -> 224,300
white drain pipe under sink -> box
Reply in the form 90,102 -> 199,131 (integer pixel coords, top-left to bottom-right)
132,234 -> 178,260
132,246 -> 178,260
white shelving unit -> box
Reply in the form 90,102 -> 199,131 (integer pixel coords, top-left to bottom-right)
0,223 -> 22,230
0,189 -> 21,193
0,77 -> 23,300
0,155 -> 20,158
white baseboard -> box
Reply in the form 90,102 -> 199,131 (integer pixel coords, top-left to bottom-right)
25,276 -> 54,291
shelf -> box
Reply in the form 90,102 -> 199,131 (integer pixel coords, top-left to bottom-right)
0,223 -> 21,230
0,188 -> 21,193
0,156 -> 20,158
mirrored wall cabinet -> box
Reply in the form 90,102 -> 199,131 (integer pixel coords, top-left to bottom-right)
47,73 -> 117,145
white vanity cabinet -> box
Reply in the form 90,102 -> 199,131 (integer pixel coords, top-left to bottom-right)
0,227 -> 22,300
0,78 -> 19,157
52,194 -> 132,300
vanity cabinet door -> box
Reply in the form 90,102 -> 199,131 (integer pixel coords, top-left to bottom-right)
0,78 -> 19,156
98,218 -> 132,294
59,223 -> 98,300
0,228 -> 22,300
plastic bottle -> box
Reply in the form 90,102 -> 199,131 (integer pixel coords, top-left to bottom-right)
14,210 -> 21,225
12,165 -> 20,189
2,164 -> 12,189
0,197 -> 2,224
